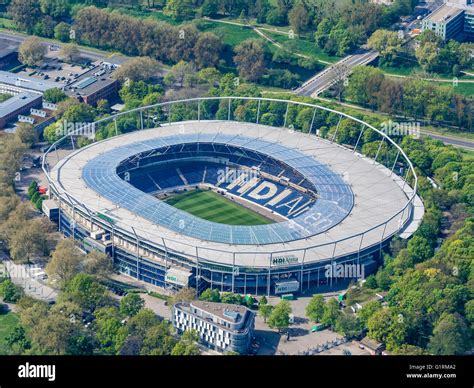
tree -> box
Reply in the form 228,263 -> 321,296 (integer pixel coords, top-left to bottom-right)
199,288 -> 220,302
393,344 -> 427,355
61,274 -> 109,312
335,313 -> 362,338
364,275 -> 378,289
59,43 -> 80,63
62,103 -> 96,123
233,39 -> 266,82
331,63 -> 349,102
253,0 -> 270,23
127,308 -> 161,340
8,0 -> 41,34
96,99 -> 110,115
113,57 -> 161,82
94,306 -> 127,354
120,293 -> 145,317
15,123 -> 37,147
18,37 -> 47,66
194,33 -> 223,69
201,0 -> 219,17
168,287 -> 196,307
357,300 -> 382,327
54,22 -> 71,42
321,298 -> 340,328
43,88 -> 67,104
258,304 -> 273,323
83,251 -> 113,279
8,218 -> 51,263
415,41 -> 439,72
428,313 -> 471,355
5,325 -> 31,353
0,279 -> 24,303
43,122 -> 61,144
268,300 -> 291,333
367,308 -> 407,351
40,0 -> 70,18
288,2 -> 310,35
140,321 -> 177,355
345,66 -> 385,109
164,61 -> 195,89
172,330 -> 200,355
163,0 -> 194,20
367,30 -> 402,66
407,235 -> 434,264
45,239 -> 83,285
306,294 -> 325,322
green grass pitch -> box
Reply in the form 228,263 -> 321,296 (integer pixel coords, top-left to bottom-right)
163,189 -> 273,226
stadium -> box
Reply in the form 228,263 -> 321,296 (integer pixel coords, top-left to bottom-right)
42,97 -> 424,296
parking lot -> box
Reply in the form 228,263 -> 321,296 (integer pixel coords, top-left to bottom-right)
252,284 -> 355,355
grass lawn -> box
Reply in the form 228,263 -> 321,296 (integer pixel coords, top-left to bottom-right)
0,17 -> 16,29
436,81 -> 474,97
164,189 -> 273,225
265,31 -> 340,64
109,7 -> 182,25
195,20 -> 264,48
344,287 -> 377,306
0,310 -> 19,355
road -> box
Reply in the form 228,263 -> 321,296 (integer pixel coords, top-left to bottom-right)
315,95 -> 474,150
0,31 -> 110,62
294,48 -> 379,97
420,131 -> 474,150
294,0 -> 446,98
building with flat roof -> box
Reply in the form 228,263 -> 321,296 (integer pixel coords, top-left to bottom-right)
422,4 -> 465,40
0,70 -> 59,129
0,92 -> 42,128
64,64 -> 119,106
422,0 -> 474,40
0,70 -> 59,95
173,301 -> 255,354
0,39 -> 19,70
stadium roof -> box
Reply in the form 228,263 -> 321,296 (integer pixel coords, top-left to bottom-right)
49,121 -> 414,267
82,133 -> 353,245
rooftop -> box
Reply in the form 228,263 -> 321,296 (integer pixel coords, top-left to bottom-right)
0,38 -> 19,59
0,91 -> 40,117
360,336 -> 385,351
102,54 -> 131,67
48,120 -> 417,269
65,64 -> 118,98
425,4 -> 464,23
0,70 -> 59,93
190,300 -> 249,324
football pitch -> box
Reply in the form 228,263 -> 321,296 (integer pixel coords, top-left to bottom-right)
163,190 -> 273,225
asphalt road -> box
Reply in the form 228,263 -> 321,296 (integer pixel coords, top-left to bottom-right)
421,131 -> 474,150
0,31 -> 108,62
295,49 -> 379,97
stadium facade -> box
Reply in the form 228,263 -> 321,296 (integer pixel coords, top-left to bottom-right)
42,97 -> 424,296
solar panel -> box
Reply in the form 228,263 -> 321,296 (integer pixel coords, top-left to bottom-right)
82,133 -> 354,245
75,77 -> 97,89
